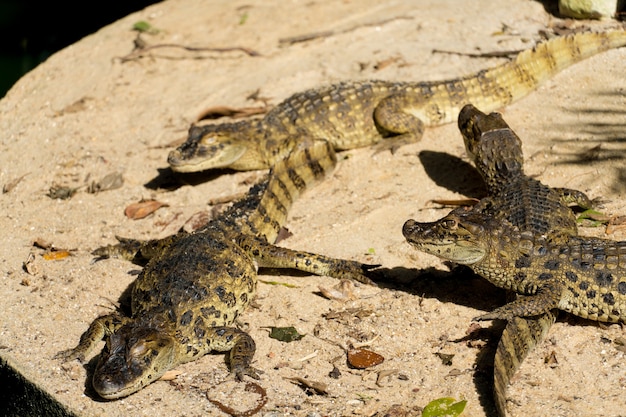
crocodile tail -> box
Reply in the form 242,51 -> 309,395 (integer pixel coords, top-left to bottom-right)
473,29 -> 626,111
493,310 -> 557,417
246,138 -> 337,242
417,29 -> 626,126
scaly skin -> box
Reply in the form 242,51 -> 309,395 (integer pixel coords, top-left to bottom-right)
458,104 -> 592,244
403,208 -> 626,322
168,30 -> 626,173
55,139 -> 377,400
458,104 -> 591,416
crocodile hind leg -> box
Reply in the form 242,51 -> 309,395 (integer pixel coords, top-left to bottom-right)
205,327 -> 260,380
372,93 -> 427,153
237,234 -> 379,285
493,309 -> 557,416
54,313 -> 129,362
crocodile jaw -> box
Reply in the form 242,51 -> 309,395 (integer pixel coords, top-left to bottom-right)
92,327 -> 176,399
402,217 -> 487,265
168,143 -> 248,172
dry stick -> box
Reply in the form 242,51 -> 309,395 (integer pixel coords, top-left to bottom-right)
279,15 -> 413,45
431,48 -> 522,59
117,35 -> 261,62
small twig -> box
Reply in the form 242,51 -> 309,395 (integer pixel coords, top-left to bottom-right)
117,35 -> 261,62
432,48 -> 523,59
207,381 -> 267,417
279,15 -> 413,46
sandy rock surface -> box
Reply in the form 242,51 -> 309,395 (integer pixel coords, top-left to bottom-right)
1,1 -> 625,416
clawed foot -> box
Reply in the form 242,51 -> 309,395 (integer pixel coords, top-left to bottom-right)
232,365 -> 263,381
339,261 -> 381,286
92,236 -> 145,261
53,347 -> 85,363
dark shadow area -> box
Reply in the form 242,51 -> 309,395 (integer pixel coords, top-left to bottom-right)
0,0 -> 162,97
418,150 -> 487,198
545,95 -> 626,193
0,355 -> 79,417
143,166 -> 243,190
533,0 -> 560,16
534,0 -> 626,18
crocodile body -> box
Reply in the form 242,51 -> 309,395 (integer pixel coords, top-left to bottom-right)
403,209 -> 626,322
458,104 -> 585,416
168,30 -> 626,173
55,139 -> 376,399
458,104 -> 592,244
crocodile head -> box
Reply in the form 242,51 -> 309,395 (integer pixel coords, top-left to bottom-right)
91,323 -> 176,399
402,208 -> 490,265
458,104 -> 524,192
168,123 -> 268,173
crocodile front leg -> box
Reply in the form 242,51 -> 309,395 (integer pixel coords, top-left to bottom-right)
205,327 -> 260,381
54,313 -> 128,362
237,234 -> 379,285
92,234 -> 181,264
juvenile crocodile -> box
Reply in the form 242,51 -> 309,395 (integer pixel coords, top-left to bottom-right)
458,104 -> 593,244
168,30 -> 626,173
458,104 -> 588,416
55,139 -> 377,399
403,208 -> 626,322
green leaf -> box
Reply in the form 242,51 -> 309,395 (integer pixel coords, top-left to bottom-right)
422,397 -> 467,417
259,279 -> 299,288
576,209 -> 610,227
267,326 -> 305,342
132,20 -> 159,34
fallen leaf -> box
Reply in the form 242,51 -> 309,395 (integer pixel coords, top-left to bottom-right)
606,215 -> 626,234
422,397 -> 467,417
285,377 -> 328,395
87,172 -> 124,193
267,326 -> 305,342
435,352 -> 455,366
43,250 -> 71,261
124,200 -> 168,220
318,279 -> 356,301
158,369 -> 183,381
181,211 -> 211,233
47,185 -> 78,200
259,279 -> 299,288
347,348 -> 384,369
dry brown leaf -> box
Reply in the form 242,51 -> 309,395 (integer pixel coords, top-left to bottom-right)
124,200 -> 168,220
606,215 -> 626,234
347,348 -> 384,369
181,211 -> 212,233
158,369 -> 183,381
318,279 -> 356,302
285,376 -> 329,395
43,250 -> 71,261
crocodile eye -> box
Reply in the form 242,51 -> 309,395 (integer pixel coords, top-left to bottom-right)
129,341 -> 149,357
442,219 -> 457,229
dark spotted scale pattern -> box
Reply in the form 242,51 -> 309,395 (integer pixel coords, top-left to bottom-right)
403,210 -> 626,323
55,139 -> 377,400
168,30 -> 626,174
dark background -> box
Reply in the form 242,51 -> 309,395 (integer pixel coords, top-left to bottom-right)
0,0 -> 160,97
